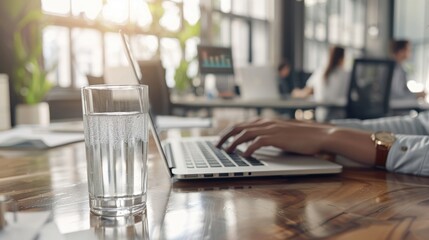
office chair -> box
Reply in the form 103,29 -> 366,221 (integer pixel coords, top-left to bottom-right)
295,70 -> 312,88
86,75 -> 105,85
346,58 -> 396,119
138,60 -> 172,116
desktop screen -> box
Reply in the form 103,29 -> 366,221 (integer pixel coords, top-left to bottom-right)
197,46 -> 234,75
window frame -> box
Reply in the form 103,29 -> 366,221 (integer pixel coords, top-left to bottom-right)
303,0 -> 367,72
42,0 -> 274,96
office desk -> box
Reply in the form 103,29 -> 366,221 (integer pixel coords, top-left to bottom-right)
173,97 -> 429,117
1,124 -> 429,239
390,99 -> 429,112
172,97 -> 344,116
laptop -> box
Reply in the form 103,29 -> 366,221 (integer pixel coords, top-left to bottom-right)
237,65 -> 282,100
120,31 -> 342,179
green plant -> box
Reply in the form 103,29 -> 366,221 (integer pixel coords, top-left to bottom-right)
5,0 -> 53,105
174,21 -> 201,93
174,60 -> 191,93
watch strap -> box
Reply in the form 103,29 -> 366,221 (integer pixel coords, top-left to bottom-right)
374,144 -> 389,169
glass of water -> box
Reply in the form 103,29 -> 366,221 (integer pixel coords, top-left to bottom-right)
81,85 -> 149,216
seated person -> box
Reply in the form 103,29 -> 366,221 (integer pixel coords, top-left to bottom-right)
277,59 -> 293,95
291,46 -> 350,122
217,111 -> 429,177
390,39 -> 426,101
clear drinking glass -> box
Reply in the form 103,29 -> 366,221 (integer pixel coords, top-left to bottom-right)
81,85 -> 149,216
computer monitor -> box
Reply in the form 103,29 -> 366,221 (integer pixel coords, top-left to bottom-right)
197,46 -> 234,75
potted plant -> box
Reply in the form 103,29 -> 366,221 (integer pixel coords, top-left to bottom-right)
173,21 -> 201,96
7,1 -> 53,126
148,1 -> 200,96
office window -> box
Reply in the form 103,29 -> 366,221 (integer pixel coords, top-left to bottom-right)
41,0 -> 195,89
394,0 -> 429,92
231,19 -> 249,67
303,0 -> 366,72
130,0 -> 153,29
130,35 -> 159,61
71,0 -> 103,20
159,1 -> 182,32
160,38 -> 183,87
104,32 -> 129,68
210,12 -> 231,46
41,0 -> 70,16
72,28 -> 103,87
252,21 -> 269,65
42,26 -> 70,87
41,0 -> 272,91
209,0 -> 272,67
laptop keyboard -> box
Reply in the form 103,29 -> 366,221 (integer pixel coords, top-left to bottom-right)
181,141 -> 264,169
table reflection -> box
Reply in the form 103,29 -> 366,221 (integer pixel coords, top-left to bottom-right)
90,212 -> 149,240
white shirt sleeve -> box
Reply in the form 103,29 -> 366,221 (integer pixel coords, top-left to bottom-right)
387,135 -> 429,176
331,111 -> 429,176
306,68 -> 323,88
331,111 -> 429,135
391,65 -> 417,100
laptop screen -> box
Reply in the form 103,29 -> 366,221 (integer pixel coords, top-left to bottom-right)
120,30 -> 173,177
197,45 -> 234,75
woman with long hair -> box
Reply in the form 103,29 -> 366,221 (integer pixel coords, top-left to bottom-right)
292,46 -> 349,122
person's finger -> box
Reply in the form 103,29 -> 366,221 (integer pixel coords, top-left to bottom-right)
216,125 -> 247,148
226,126 -> 278,153
216,120 -> 277,148
242,136 -> 272,157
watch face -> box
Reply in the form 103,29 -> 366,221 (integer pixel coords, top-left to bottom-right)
375,132 -> 396,143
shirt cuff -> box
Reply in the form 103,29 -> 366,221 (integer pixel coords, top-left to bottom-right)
386,134 -> 429,176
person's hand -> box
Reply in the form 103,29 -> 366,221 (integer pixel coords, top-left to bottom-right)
216,119 -> 330,157
291,87 -> 313,99
416,91 -> 426,99
291,88 -> 305,98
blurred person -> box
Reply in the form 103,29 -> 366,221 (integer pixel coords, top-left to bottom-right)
292,46 -> 350,122
391,39 -> 426,100
277,59 -> 293,95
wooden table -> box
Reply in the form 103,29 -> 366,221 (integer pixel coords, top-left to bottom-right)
1,123 -> 429,239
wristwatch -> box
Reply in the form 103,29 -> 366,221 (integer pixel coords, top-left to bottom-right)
371,131 -> 397,169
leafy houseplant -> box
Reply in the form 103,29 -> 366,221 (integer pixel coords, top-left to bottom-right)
174,21 -> 201,95
5,0 -> 53,125
148,1 -> 200,95
13,4 -> 52,105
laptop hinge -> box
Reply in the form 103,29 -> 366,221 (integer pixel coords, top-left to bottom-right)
164,142 -> 175,174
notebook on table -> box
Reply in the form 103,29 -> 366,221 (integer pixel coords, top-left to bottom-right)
120,31 -> 342,179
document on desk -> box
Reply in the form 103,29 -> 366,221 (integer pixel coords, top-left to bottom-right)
155,116 -> 212,129
0,127 -> 84,149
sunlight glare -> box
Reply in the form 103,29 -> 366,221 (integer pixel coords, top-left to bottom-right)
102,0 -> 129,24
160,2 -> 181,32
130,0 -> 153,28
72,0 -> 103,20
220,0 -> 231,12
42,0 -> 70,15
407,80 -> 424,93
184,0 -> 201,25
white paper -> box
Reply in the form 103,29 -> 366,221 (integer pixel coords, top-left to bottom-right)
0,212 -> 64,240
0,127 -> 84,149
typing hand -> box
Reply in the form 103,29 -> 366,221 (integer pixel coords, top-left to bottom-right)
216,119 -> 329,158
